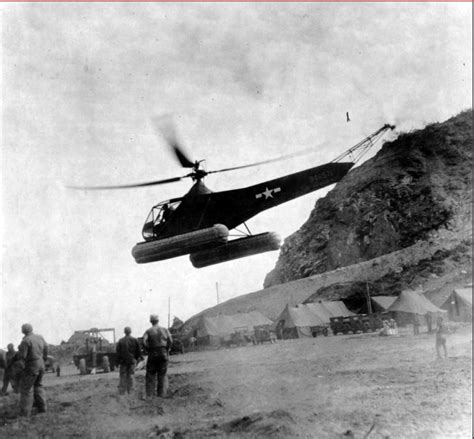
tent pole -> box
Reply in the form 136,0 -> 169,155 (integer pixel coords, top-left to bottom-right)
366,281 -> 373,314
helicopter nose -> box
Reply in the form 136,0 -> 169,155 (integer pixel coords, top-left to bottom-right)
142,220 -> 154,240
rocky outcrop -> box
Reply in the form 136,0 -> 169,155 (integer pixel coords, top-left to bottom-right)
264,110 -> 472,288
183,111 -> 472,329
302,239 -> 472,311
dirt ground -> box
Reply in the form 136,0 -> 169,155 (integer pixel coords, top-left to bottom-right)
0,324 -> 471,439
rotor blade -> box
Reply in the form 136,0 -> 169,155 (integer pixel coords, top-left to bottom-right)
207,147 -> 318,175
152,115 -> 195,168
67,175 -> 188,190
172,145 -> 195,169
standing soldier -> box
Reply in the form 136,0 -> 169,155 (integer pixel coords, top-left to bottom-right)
435,316 -> 448,359
0,350 -> 5,394
10,349 -> 25,394
116,327 -> 142,395
143,314 -> 172,398
2,344 -> 17,395
413,314 -> 421,335
18,324 -> 48,417
425,313 -> 433,333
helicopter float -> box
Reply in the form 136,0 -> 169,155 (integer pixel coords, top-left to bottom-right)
71,119 -> 395,268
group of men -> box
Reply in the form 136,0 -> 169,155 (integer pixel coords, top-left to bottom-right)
116,314 -> 173,398
379,318 -> 398,336
0,314 -> 172,418
0,323 -> 48,417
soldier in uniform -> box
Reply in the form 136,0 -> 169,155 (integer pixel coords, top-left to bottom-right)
0,349 -> 5,394
413,314 -> 421,335
9,350 -> 25,394
435,316 -> 448,359
143,314 -> 172,398
116,326 -> 142,395
1,343 -> 17,395
425,312 -> 433,333
18,323 -> 48,417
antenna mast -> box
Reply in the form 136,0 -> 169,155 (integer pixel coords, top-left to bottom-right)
168,296 -> 171,328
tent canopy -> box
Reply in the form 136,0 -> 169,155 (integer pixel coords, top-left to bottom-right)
441,287 -> 472,321
319,301 -> 354,318
453,288 -> 472,306
371,296 -> 397,311
388,290 -> 445,314
275,301 -> 354,329
289,305 -> 326,327
234,311 -> 274,328
195,311 -> 273,338
195,316 -> 220,337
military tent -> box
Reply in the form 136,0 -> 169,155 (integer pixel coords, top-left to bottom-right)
321,301 -> 354,318
191,316 -> 220,345
441,288 -> 472,322
388,290 -> 445,314
233,311 -> 274,328
274,301 -> 354,339
191,311 -> 273,346
371,296 -> 397,312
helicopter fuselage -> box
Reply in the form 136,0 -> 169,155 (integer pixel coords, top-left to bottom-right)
145,161 -> 354,241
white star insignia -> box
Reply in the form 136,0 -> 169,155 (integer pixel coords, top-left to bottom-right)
262,187 -> 274,199
255,187 -> 281,200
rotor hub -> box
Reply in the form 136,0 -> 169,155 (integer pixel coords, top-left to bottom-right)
191,168 -> 208,181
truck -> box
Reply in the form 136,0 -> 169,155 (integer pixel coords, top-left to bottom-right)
44,355 -> 60,376
330,314 -> 384,335
253,325 -> 277,344
72,328 -> 117,375
219,327 -> 254,347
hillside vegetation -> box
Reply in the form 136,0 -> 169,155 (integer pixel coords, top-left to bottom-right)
265,110 -> 472,287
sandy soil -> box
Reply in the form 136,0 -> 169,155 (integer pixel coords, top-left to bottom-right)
0,324 -> 471,438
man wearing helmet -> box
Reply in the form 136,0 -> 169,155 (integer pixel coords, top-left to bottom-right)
18,323 -> 48,417
142,314 -> 172,398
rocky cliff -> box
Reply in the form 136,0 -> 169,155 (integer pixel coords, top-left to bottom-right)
264,110 -> 472,288
182,111 -> 471,330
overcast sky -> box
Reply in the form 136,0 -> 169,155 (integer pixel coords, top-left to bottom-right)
1,3 -> 471,346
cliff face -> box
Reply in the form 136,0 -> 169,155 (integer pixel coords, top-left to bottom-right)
264,110 -> 472,288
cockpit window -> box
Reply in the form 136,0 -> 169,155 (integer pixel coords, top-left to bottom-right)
142,200 -> 181,240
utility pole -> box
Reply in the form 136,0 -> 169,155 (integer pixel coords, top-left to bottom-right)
216,282 -> 220,305
366,280 -> 373,314
168,296 -> 171,328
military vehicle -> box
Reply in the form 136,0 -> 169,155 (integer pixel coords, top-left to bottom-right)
253,325 -> 277,344
230,327 -> 254,347
72,328 -> 117,375
330,314 -> 384,335
169,338 -> 185,355
44,355 -> 60,376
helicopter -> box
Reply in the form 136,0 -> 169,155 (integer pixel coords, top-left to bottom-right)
72,119 -> 395,268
